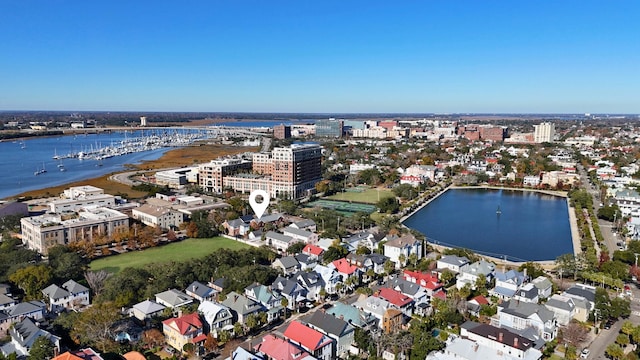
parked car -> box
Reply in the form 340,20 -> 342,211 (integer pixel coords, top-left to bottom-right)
604,319 -> 615,330
580,348 -> 590,358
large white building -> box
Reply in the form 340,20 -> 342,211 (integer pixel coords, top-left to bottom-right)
21,207 -> 129,255
533,122 -> 555,143
132,204 -> 184,229
49,186 -> 116,213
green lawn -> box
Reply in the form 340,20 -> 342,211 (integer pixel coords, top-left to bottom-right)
325,188 -> 394,204
89,237 -> 250,273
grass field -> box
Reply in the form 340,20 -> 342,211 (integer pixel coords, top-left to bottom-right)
89,237 -> 250,273
325,188 -> 394,204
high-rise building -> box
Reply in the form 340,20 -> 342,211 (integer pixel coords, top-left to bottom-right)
315,118 -> 343,138
273,124 -> 291,139
140,116 -> 147,127
198,158 -> 252,193
534,122 -> 555,143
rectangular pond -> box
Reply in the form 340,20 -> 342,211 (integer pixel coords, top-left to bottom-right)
402,188 -> 574,261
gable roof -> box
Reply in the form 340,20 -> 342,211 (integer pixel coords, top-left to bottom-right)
463,321 -> 534,351
302,244 -> 324,256
293,219 -> 316,229
327,302 -> 373,328
384,234 -> 419,248
10,317 -> 60,348
253,334 -> 312,360
42,284 -> 70,300
274,256 -> 300,269
377,288 -> 413,307
438,255 -> 469,267
63,279 -> 89,294
162,313 -> 203,335
155,289 -> 194,307
266,231 -> 295,244
500,300 -> 555,323
304,310 -> 354,337
331,258 -> 359,275
133,300 -> 165,314
284,320 -> 332,351
283,226 -> 314,239
222,291 -> 263,315
402,270 -> 442,290
186,281 -> 216,298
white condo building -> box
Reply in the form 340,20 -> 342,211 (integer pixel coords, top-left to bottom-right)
533,122 -> 555,143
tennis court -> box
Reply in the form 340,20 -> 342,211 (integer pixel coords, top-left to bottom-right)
306,199 -> 377,214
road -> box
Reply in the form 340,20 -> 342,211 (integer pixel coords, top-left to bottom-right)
577,165 -> 617,254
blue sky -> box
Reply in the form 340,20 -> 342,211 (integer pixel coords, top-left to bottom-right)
1,1 -> 638,113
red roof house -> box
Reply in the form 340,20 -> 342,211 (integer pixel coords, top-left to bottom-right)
283,320 -> 333,357
302,244 -> 324,257
253,334 -> 313,360
331,258 -> 359,276
403,270 -> 443,292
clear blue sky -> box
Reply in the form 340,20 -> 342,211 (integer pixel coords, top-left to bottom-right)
1,1 -> 638,113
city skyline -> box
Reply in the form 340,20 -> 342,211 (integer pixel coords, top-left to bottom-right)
1,1 -> 638,114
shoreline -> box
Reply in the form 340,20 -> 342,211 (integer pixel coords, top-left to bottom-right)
402,184 -> 578,265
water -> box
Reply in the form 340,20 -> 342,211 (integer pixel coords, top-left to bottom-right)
0,129 -> 202,199
403,188 -> 573,261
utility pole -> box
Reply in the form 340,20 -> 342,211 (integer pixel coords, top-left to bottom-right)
635,253 -> 639,267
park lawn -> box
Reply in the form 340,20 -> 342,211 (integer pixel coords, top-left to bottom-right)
325,188 -> 394,204
90,237 -> 249,273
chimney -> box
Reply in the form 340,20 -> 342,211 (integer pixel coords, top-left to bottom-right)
514,337 -> 518,347
498,332 -> 503,342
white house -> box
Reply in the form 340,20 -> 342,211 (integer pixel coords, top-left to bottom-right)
436,255 -> 469,273
494,300 -> 558,341
456,260 -> 496,290
383,234 -> 423,268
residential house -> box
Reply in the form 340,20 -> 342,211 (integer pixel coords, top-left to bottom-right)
436,255 -> 470,273
327,302 -> 376,329
155,289 -> 194,309
271,276 -> 307,310
223,218 -> 251,237
544,294 -> 576,326
0,294 -> 17,311
302,244 -> 324,260
343,231 -> 384,253
562,283 -> 596,311
330,258 -> 361,290
460,322 -> 543,360
494,300 -> 558,341
383,234 -> 423,268
272,256 -> 301,276
386,277 -> 429,305
427,337 -> 540,360
250,213 -> 285,229
245,283 -> 283,323
382,308 -> 404,334
303,311 -> 355,358
294,253 -> 317,271
377,288 -> 414,316
466,295 -> 490,317
131,300 -> 166,322
312,265 -> 341,295
290,219 -> 317,233
513,283 -> 539,304
491,269 -> 527,300
53,349 -> 104,360
209,278 -> 227,293
456,260 -> 496,290
530,276 -> 553,300
282,226 -> 318,244
252,334 -> 315,360
197,300 -> 234,336
283,321 -> 334,360
42,280 -> 90,312
185,281 -> 217,302
113,318 -> 143,343
0,317 -> 60,358
0,301 -> 47,333
221,291 -> 265,324
294,271 -> 324,302
266,231 -> 297,253
402,270 -> 443,296
162,313 -> 206,353
365,253 -> 389,275
230,347 -> 265,360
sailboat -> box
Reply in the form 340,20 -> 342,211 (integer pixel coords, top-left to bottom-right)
34,162 -> 47,176
496,205 -> 502,215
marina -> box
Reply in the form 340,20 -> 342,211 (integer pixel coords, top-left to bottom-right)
0,128 -> 217,199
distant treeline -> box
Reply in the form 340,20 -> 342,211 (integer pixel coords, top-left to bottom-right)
0,130 -> 64,140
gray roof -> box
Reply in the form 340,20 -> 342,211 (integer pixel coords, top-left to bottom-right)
545,295 -> 575,312
283,226 -> 314,239
133,299 -> 166,314
366,253 -> 388,265
438,255 -> 469,267
222,291 -> 264,316
155,289 -> 194,307
0,293 -> 16,307
186,281 -> 216,298
42,284 -> 70,300
388,277 -> 424,297
0,301 -> 46,321
460,260 -> 495,276
227,218 -> 248,227
10,317 -> 59,349
564,285 -> 596,303
500,300 -> 555,323
275,256 -> 300,269
266,231 -> 294,244
63,279 -> 89,294
304,310 -> 354,337
293,219 -> 316,228
255,213 -> 284,223
272,276 -> 305,296
516,286 -> 538,300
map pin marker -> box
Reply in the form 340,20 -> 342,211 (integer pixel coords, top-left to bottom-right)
249,190 -> 270,219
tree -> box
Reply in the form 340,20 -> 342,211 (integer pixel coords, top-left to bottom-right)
605,343 -> 624,359
203,333 -> 218,353
141,329 -> 164,350
84,270 -> 112,298
28,336 -> 55,360
377,197 -> 400,214
233,322 -> 244,337
70,301 -> 124,353
9,264 -> 53,300
562,321 -> 589,348
47,245 -> 88,281
517,262 -> 545,279
286,242 -> 305,255
439,269 -> 455,285
384,260 -> 396,276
